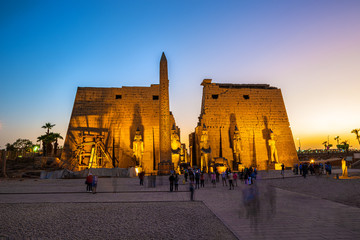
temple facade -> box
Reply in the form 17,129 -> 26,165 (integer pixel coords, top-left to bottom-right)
189,79 -> 298,171
61,54 -> 298,173
61,53 -> 178,173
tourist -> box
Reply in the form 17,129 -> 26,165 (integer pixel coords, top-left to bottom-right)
250,170 -> 256,185
215,169 -> 220,182
281,163 -> 285,178
184,170 -> 188,182
92,174 -> 98,194
211,172 -> 216,187
240,169 -> 244,183
228,171 -> 234,190
233,172 -> 238,186
302,163 -> 308,178
221,171 -> 227,186
169,173 -> 175,192
174,174 -> 179,191
294,164 -> 299,175
200,172 -> 205,188
244,168 -> 248,184
139,171 -> 145,186
86,173 -> 93,192
299,163 -> 303,175
189,175 -> 195,201
195,170 -> 200,189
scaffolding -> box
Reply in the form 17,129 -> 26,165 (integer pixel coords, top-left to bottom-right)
73,134 -> 114,171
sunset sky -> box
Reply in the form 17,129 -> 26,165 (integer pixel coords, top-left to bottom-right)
1,0 -> 360,150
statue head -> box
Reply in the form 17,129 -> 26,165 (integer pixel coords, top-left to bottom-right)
134,128 -> 142,141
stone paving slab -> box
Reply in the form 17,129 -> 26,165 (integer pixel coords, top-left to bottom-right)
1,172 -> 360,240
0,202 -> 237,240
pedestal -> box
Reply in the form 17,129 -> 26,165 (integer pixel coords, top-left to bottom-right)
275,163 -> 283,170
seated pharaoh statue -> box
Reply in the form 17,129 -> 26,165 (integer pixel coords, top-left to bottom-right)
133,128 -> 144,167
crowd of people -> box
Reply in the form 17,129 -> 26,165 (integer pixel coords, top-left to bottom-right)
293,162 -> 332,178
165,167 -> 259,200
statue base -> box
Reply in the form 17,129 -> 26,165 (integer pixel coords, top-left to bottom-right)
158,162 -> 174,175
275,163 -> 282,170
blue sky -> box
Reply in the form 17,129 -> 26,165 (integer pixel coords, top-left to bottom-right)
1,0 -> 360,149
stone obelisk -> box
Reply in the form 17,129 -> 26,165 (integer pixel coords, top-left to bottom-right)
159,52 -> 171,172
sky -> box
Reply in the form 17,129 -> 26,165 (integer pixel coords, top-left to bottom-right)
1,0 -> 360,150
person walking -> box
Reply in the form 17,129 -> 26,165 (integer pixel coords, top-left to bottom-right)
200,172 -> 205,188
211,172 -> 216,187
302,163 -> 308,178
233,172 -> 238,186
184,170 -> 188,182
216,170 -> 220,182
221,171 -> 227,186
174,174 -> 179,191
189,175 -> 195,201
195,170 -> 200,189
169,174 -> 175,192
86,173 -> 93,192
139,171 -> 145,186
228,171 -> 234,190
281,163 -> 285,179
92,174 -> 98,194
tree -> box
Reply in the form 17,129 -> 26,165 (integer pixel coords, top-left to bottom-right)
50,132 -> 63,155
37,132 -> 63,156
351,129 -> 360,145
5,139 -> 33,152
5,143 -> 16,151
322,141 -> 328,150
42,123 -> 55,135
334,136 -> 340,145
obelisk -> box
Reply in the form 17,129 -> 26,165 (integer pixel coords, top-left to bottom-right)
159,52 -> 171,165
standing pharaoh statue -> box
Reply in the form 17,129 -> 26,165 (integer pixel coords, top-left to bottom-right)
171,125 -> 181,173
232,126 -> 242,165
341,158 -> 348,178
268,130 -> 279,163
200,124 -> 211,172
133,128 -> 144,167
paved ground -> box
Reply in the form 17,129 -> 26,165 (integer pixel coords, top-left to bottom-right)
1,169 -> 360,239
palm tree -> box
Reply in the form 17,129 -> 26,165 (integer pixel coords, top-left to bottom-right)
37,132 -> 63,156
50,133 -> 63,155
351,129 -> 360,145
42,123 -> 55,135
334,136 -> 340,145
37,134 -> 49,156
341,140 -> 350,153
322,141 -> 328,150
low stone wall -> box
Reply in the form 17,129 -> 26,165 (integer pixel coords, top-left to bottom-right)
40,168 -> 135,179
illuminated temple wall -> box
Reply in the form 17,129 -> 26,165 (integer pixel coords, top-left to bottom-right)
191,79 -> 298,170
61,85 -> 176,172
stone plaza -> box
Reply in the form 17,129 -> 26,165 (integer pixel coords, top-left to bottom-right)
1,169 -> 359,239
